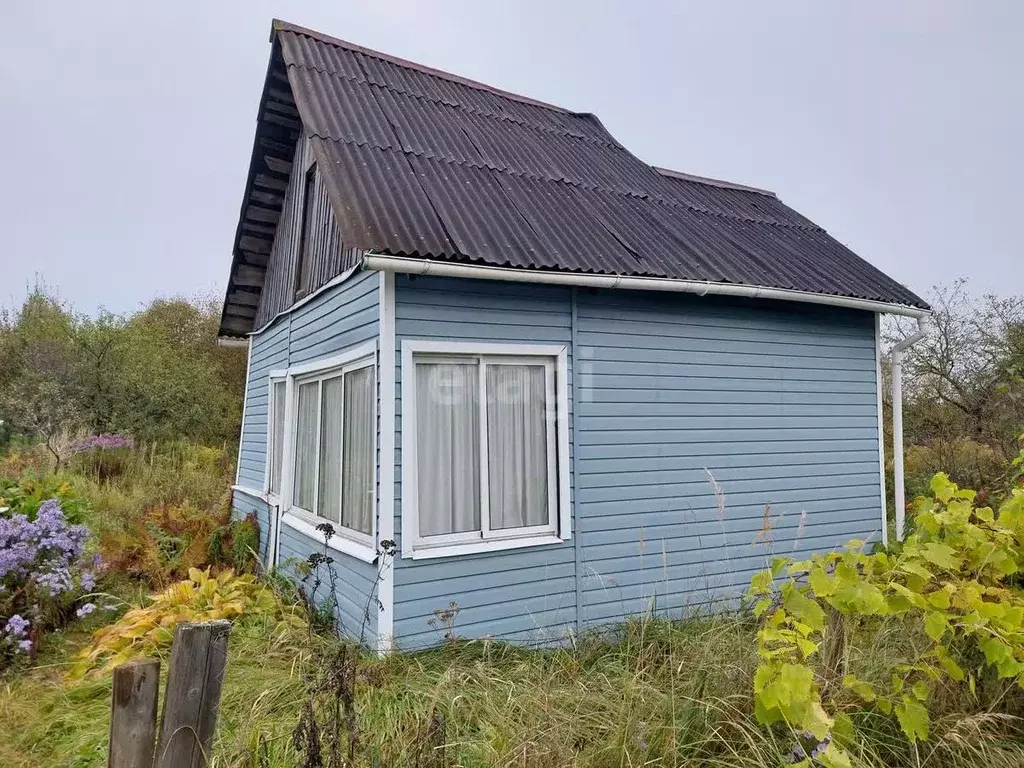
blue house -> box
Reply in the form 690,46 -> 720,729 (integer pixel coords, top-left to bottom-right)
220,20 -> 930,652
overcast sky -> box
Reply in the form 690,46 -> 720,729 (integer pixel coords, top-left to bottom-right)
1,1 -> 1020,315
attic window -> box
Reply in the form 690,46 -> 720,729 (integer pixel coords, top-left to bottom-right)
294,165 -> 317,299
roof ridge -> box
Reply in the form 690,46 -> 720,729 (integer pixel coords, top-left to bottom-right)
272,18 -> 575,115
653,166 -> 777,198
286,60 -> 618,146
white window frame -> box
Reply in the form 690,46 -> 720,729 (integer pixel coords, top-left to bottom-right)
264,374 -> 288,502
401,340 -> 571,560
276,339 -> 379,563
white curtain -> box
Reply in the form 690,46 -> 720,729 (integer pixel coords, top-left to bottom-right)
342,367 -> 374,535
294,381 -> 319,512
317,377 -> 344,524
269,380 -> 286,495
486,365 -> 548,529
416,363 -> 480,536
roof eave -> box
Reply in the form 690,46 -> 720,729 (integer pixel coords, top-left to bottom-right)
362,253 -> 932,317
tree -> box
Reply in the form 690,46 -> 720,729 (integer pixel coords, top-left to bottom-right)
0,287 -> 247,454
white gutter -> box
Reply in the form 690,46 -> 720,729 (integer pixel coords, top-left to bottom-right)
891,316 -> 931,541
361,255 -> 932,319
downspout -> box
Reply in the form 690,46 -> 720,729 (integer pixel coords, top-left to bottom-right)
891,316 -> 931,541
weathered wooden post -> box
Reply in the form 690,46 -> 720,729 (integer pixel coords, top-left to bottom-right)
108,658 -> 160,768
153,620 -> 232,768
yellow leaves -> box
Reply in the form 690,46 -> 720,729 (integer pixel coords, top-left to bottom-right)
924,612 -> 949,642
782,583 -> 825,634
72,568 -> 305,678
920,543 -> 960,570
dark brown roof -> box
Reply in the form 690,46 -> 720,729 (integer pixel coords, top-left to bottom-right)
219,20 -> 927,336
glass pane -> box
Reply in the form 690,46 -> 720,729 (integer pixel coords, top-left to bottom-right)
486,364 -> 548,529
294,382 -> 319,512
317,377 -> 344,524
342,367 -> 375,535
269,380 -> 286,495
416,362 -> 480,536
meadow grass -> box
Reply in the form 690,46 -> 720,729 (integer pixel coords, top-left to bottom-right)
4,602 -> 1024,767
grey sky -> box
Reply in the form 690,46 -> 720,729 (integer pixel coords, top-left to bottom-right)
1,1 -> 1020,315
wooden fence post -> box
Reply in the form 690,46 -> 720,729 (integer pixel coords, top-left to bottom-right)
153,620 -> 232,768
108,658 -> 160,768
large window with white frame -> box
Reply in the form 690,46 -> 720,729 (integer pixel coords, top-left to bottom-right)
289,356 -> 376,544
264,345 -> 378,557
402,341 -> 570,558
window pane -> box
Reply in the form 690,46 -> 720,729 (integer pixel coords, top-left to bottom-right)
486,364 -> 548,529
342,367 -> 374,535
317,377 -> 344,524
294,381 -> 319,512
269,380 -> 286,495
416,362 -> 480,536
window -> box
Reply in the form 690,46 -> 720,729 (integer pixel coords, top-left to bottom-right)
290,357 -> 376,543
402,341 -> 570,558
267,379 -> 286,496
293,165 -> 317,299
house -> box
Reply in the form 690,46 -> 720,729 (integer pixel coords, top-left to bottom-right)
221,20 -> 930,652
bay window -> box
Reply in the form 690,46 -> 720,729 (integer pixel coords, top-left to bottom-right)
265,341 -> 378,559
402,341 -> 570,558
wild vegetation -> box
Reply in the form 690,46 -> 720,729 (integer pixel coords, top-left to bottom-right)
1,281 -> 1024,766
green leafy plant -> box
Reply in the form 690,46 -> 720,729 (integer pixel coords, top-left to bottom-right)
750,471 -> 1024,763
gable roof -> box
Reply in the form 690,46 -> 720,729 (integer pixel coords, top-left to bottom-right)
219,20 -> 927,337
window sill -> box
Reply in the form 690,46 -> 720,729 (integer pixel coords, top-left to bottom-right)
281,512 -> 378,564
409,534 -> 564,561
232,485 -> 271,504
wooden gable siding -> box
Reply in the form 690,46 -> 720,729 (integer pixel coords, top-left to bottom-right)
253,135 -> 360,330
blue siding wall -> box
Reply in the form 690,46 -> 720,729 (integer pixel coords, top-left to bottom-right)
574,290 -> 881,624
390,276 -> 881,646
232,269 -> 380,641
392,276 -> 577,648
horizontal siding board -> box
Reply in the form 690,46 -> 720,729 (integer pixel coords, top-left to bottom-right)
578,438 -> 881,460
577,315 -> 876,347
395,605 -> 576,650
579,374 -> 876,395
580,461 -> 880,488
581,450 -> 880,474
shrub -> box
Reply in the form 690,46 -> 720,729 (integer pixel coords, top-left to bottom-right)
0,476 -> 89,523
0,497 -> 100,668
749,472 -> 1024,764
73,567 -> 305,677
69,433 -> 133,480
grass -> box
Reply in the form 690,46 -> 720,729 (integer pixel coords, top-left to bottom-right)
4,601 -> 1024,767
4,447 -> 1024,766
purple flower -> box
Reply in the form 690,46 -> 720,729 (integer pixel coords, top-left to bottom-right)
70,433 -> 133,454
76,603 -> 96,618
80,571 -> 96,591
17,639 -> 31,652
5,615 -> 29,637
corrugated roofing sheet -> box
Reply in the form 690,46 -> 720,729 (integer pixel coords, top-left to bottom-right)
221,20 -> 927,336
